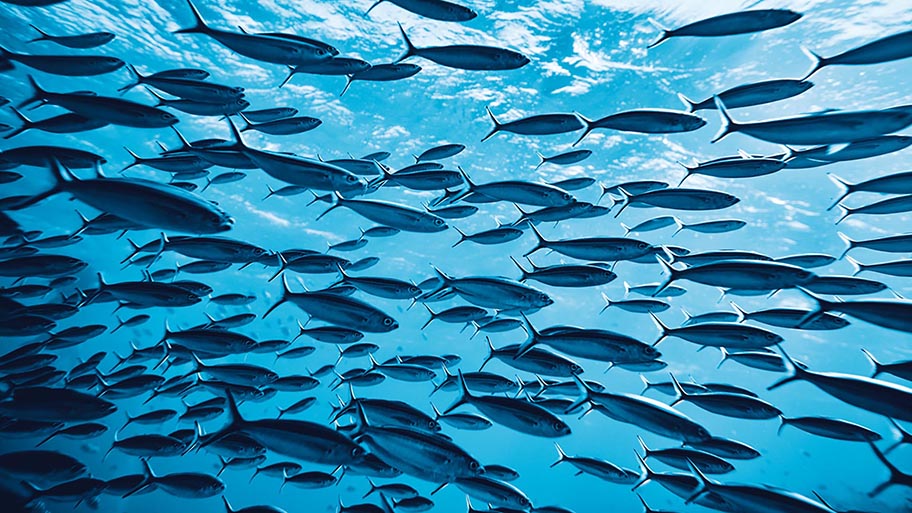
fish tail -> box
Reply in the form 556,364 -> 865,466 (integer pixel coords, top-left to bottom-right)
716,347 -> 730,369
2,106 -> 31,140
316,193 -> 343,221
443,369 -> 472,414
667,373 -> 687,406
117,64 -> 143,94
776,415 -> 790,436
859,348 -> 884,378
28,24 -> 50,43
170,126 -> 194,152
651,255 -> 677,299
631,451 -> 655,491
671,217 -> 685,237
19,75 -> 47,110
121,146 -> 143,173
523,222 -> 548,258
826,173 -> 854,211
122,459 -> 154,498
867,441 -> 903,497
144,86 -> 167,107
833,204 -> 852,225
835,230 -> 855,259
510,255 -> 529,281
481,106 -> 501,142
278,66 -> 297,89
571,112 -> 593,147
514,312 -> 541,357
451,226 -> 467,247
767,344 -> 807,390
534,151 -> 546,170
174,0 -> 210,34
800,46 -> 827,80
612,186 -> 634,218
710,96 -> 739,143
844,255 -> 863,276
199,390 -> 243,451
365,0 -> 384,16
683,459 -> 713,505
550,443 -> 568,467
564,375 -> 591,415
339,75 -> 355,97
395,22 -> 417,64
645,18 -> 671,49
263,274 -> 291,318
224,115 -> 247,150
676,92 -> 697,112
478,336 -> 496,371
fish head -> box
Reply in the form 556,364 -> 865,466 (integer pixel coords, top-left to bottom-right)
430,217 -> 448,231
235,98 -> 251,110
552,420 -> 572,436
640,345 -> 661,360
569,363 -> 584,375
378,315 -> 399,332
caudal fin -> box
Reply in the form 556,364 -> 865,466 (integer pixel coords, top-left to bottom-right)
481,106 -> 502,142
676,92 -> 698,112
826,174 -> 854,211
710,96 -> 739,143
800,47 -> 827,80
173,0 -> 211,34
394,23 -> 417,64
571,113 -> 594,147
646,19 -> 672,49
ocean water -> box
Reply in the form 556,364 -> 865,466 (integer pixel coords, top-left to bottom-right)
0,0 -> 911,512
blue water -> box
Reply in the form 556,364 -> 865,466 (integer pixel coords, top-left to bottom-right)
1,0 -> 911,512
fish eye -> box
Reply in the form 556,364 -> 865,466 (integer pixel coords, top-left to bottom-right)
469,461 -> 480,471
552,421 -> 564,431
383,318 -> 393,326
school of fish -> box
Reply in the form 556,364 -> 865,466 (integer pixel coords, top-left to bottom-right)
0,0 -> 911,512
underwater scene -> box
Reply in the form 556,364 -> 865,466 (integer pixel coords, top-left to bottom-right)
0,0 -> 911,512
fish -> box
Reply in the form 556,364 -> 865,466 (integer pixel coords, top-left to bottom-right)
482,107 -> 583,142
778,415 -> 881,442
568,375 -> 711,442
396,23 -> 529,71
264,276 -> 399,333
802,29 -> 912,78
11,159 -> 233,234
525,223 -> 652,261
174,0 -> 333,65
366,0 -> 477,22
23,76 -> 178,128
647,9 -> 802,48
320,192 -> 447,232
614,187 -> 739,216
861,349 -> 912,381
28,25 -> 115,48
712,96 -> 912,145
280,58 -> 372,87
535,149 -> 592,170
551,444 -> 638,483
341,63 -> 421,96
829,171 -> 912,210
239,113 -> 322,135
575,109 -> 706,145
677,155 -> 784,185
769,346 -> 912,421
0,45 -> 123,75
445,370 -> 571,437
4,107 -> 108,140
836,193 -> 912,224
415,143 -> 465,162
677,79 -> 813,112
